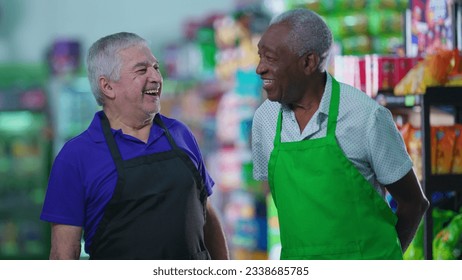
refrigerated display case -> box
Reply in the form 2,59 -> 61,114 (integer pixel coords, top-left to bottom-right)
47,74 -> 99,259
48,75 -> 99,156
0,64 -> 52,259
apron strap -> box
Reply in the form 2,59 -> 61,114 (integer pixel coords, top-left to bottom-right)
274,110 -> 283,146
326,77 -> 340,138
273,75 -> 341,145
153,113 -> 181,151
100,112 -> 129,204
154,113 -> 208,218
100,112 -> 125,175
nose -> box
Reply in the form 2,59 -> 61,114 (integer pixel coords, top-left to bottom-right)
256,59 -> 266,76
147,67 -> 163,83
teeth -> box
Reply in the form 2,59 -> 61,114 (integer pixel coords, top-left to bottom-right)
143,90 -> 158,95
263,80 -> 273,85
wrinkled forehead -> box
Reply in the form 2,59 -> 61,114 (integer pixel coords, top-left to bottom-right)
258,23 -> 291,50
118,45 -> 157,66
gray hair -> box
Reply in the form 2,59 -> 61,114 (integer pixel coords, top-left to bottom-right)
270,9 -> 333,71
86,32 -> 148,105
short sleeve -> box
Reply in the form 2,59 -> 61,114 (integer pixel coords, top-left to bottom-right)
40,151 -> 86,226
252,106 -> 268,181
367,106 -> 413,185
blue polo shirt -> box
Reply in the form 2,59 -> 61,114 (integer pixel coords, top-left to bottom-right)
40,111 -> 214,254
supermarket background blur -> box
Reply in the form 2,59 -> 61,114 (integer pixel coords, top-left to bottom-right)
1,0 -> 462,260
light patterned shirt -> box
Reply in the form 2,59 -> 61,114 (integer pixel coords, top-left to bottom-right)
251,73 -> 413,198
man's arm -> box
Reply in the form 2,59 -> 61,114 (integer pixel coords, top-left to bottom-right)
49,223 -> 83,260
385,169 -> 430,252
204,200 -> 229,259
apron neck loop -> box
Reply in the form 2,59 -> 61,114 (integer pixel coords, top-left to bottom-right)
274,110 -> 283,146
273,76 -> 341,144
154,113 -> 180,150
100,112 -> 124,172
326,77 -> 340,138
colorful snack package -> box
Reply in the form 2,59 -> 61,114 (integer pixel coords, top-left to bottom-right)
435,126 -> 456,174
399,122 -> 412,153
451,124 -> 462,174
407,124 -> 423,181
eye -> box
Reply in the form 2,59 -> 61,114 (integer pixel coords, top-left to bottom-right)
264,54 -> 277,63
136,68 -> 147,74
259,51 -> 276,62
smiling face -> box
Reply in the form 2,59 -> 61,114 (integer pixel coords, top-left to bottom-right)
109,44 -> 163,122
256,22 -> 307,105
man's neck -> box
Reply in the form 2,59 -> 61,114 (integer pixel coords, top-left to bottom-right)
103,109 -> 154,143
289,72 -> 327,133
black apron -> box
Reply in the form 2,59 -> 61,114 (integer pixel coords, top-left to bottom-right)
90,113 -> 210,260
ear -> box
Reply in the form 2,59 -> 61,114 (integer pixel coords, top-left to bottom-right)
302,52 -> 319,75
99,76 -> 116,100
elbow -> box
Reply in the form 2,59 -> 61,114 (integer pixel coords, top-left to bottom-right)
408,193 -> 430,218
419,195 -> 430,214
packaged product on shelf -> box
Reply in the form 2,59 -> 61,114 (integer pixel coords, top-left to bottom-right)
393,61 -> 426,95
451,124 -> 462,174
404,207 -> 457,260
371,56 -> 395,92
426,49 -> 455,85
446,74 -> 462,86
368,11 -> 403,36
214,15 -> 240,49
333,55 -> 366,94
47,39 -> 81,76
196,27 -> 218,78
328,13 -> 369,38
215,146 -> 242,192
288,0 -> 368,14
394,49 -> 454,95
404,124 -> 461,176
433,213 -> 462,260
366,55 -> 422,96
224,190 -> 261,259
371,35 -> 403,55
341,35 -> 372,55
400,123 -> 422,181
447,50 -> 462,86
371,0 -> 408,11
435,126 -> 457,174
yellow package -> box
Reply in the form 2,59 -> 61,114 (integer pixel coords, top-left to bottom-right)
425,49 -> 454,85
394,49 -> 455,95
400,122 -> 412,153
435,126 -> 456,174
394,61 -> 426,95
403,124 -> 422,181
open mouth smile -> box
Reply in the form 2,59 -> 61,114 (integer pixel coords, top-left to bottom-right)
143,87 -> 160,96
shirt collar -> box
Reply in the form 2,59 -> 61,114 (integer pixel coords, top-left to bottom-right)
87,111 -> 173,143
86,111 -> 106,143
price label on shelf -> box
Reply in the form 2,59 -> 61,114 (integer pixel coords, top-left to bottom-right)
404,95 -> 416,107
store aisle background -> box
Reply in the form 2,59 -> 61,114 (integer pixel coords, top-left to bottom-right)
0,0 -> 236,63
0,0 -> 275,260
1,0 -> 461,260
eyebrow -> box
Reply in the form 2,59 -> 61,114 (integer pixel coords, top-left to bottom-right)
132,60 -> 158,69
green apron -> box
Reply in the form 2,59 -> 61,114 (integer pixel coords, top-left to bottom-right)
268,77 -> 403,260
